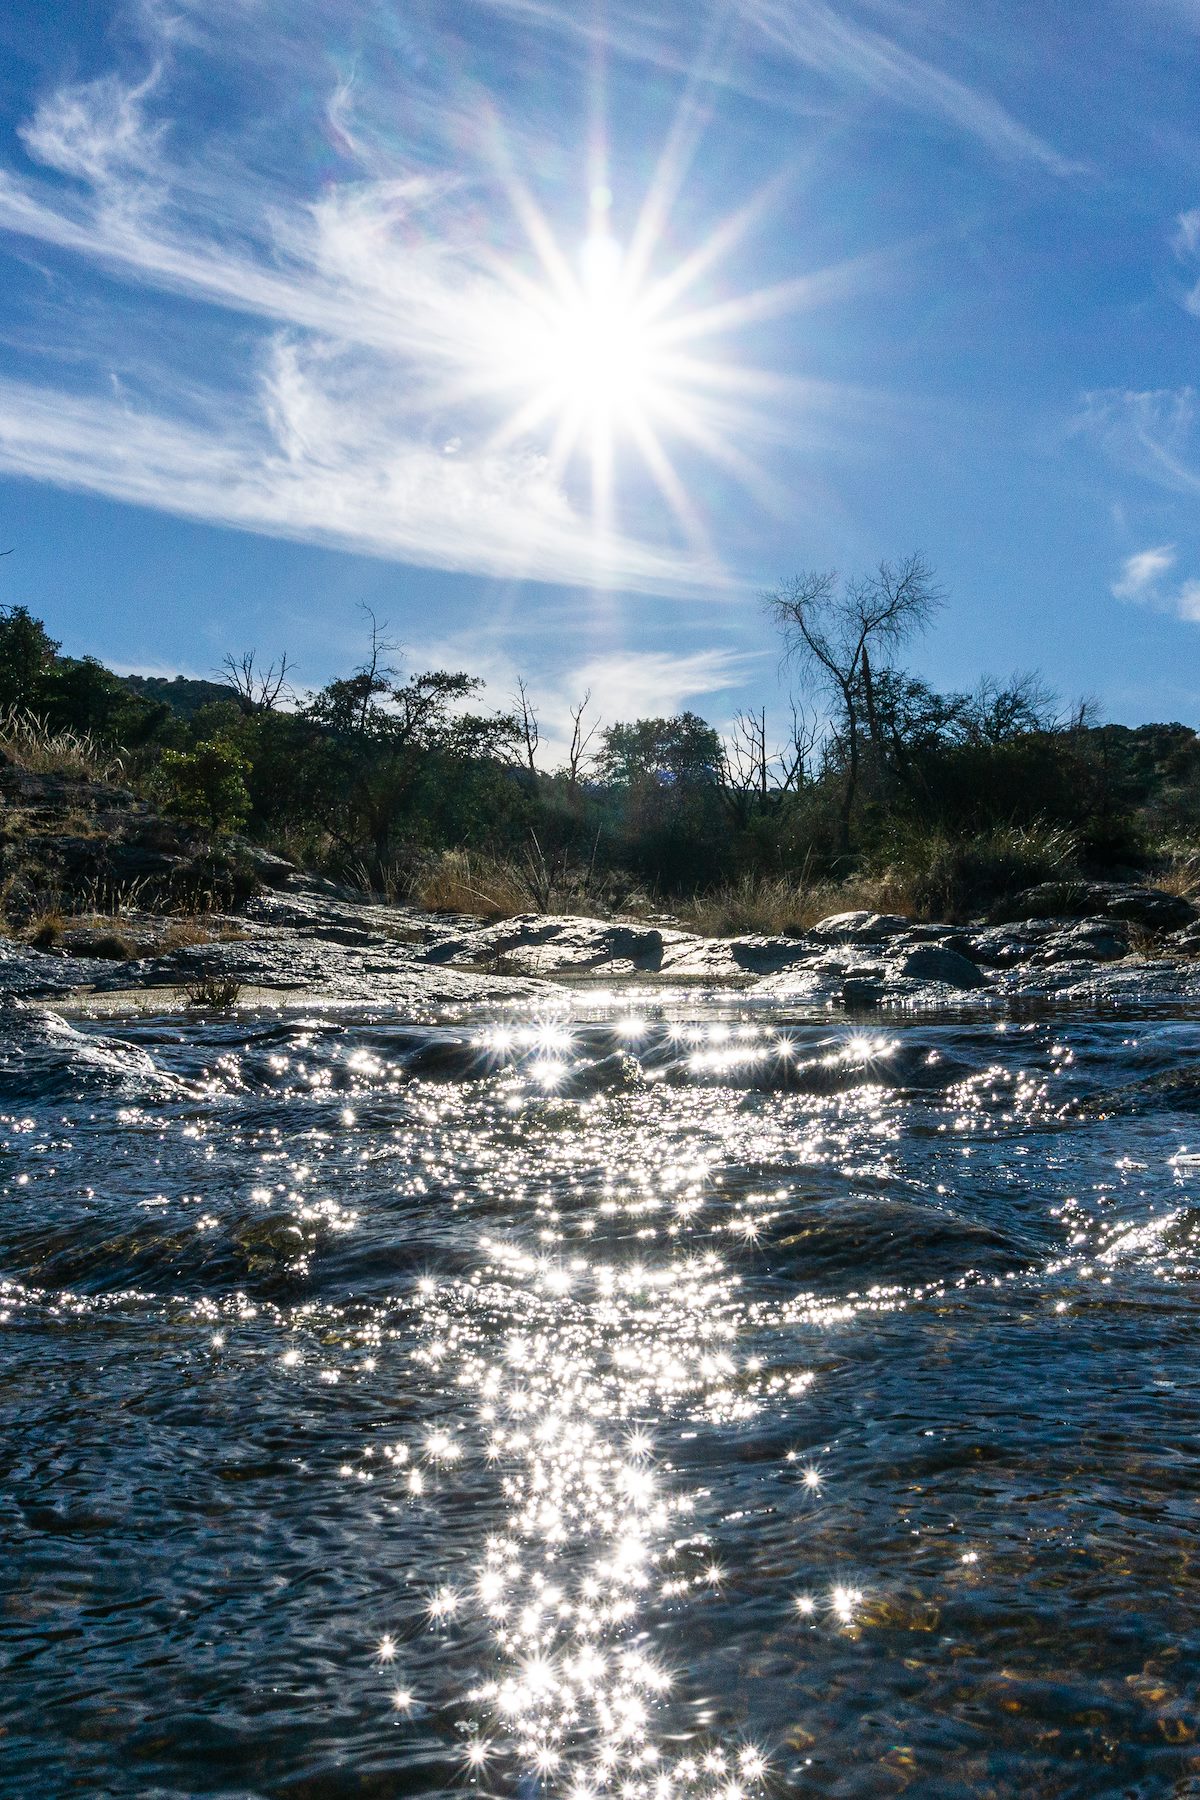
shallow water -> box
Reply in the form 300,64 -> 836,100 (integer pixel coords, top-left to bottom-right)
4,996 -> 1200,1799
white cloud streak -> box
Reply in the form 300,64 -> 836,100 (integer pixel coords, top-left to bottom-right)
0,65 -> 750,595
387,637 -> 759,761
0,0 -> 1074,597
1077,393 -> 1200,624
0,359 -> 725,594
570,646 -> 759,720
1112,543 -> 1176,598
1107,536 -> 1200,625
19,68 -> 165,186
735,0 -> 1082,175
477,0 -> 1079,174
1077,387 -> 1200,496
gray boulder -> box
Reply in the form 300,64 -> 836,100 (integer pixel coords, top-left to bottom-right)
808,911 -> 912,942
1004,881 -> 1194,930
895,945 -> 988,989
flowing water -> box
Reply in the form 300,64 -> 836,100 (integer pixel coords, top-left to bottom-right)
5,994 -> 1200,1799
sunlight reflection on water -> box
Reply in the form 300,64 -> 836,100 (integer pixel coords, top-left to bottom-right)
6,1002 -> 1200,1796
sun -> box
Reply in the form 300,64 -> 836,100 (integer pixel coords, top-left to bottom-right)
464,156 -> 807,556
483,185 -> 683,490
536,227 -> 654,422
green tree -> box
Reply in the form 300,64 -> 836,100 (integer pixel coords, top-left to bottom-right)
595,713 -> 727,888
41,656 -> 168,744
160,739 -> 252,833
0,606 -> 60,711
595,713 -> 724,790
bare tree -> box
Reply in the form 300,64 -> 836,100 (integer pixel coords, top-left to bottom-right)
721,703 -> 818,822
966,671 -> 1058,744
220,648 -> 295,713
564,690 -> 600,803
513,678 -> 540,777
766,555 -> 944,850
352,606 -> 402,735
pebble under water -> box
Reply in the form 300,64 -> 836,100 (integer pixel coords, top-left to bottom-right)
4,995 -> 1200,1800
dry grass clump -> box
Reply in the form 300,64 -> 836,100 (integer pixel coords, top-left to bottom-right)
23,907 -> 67,949
676,872 -> 913,938
1155,846 -> 1200,901
184,975 -> 243,1008
413,850 -> 531,920
0,707 -> 124,781
160,917 -> 219,951
19,905 -> 134,959
412,847 -> 627,920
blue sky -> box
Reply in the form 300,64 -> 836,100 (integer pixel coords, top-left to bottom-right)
2,0 -> 1200,750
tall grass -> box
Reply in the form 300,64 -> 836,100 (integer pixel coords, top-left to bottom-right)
0,707 -> 124,781
1155,845 -> 1200,901
866,822 -> 1079,921
676,824 -> 1082,937
412,850 -> 531,919
673,873 -> 899,937
407,847 -> 629,921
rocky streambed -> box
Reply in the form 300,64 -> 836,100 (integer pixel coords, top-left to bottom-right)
2,863 -> 1199,1013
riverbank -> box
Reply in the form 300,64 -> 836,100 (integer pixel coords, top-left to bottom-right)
4,857 -> 1200,1015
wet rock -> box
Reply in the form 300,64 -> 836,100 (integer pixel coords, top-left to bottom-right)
894,945 -> 988,989
728,935 -> 821,973
234,843 -> 298,888
808,911 -> 913,942
1002,880 -> 1194,930
1034,921 -> 1129,964
1166,921 -> 1200,957
659,934 -> 816,980
901,923 -> 972,948
416,912 -> 698,977
232,1212 -> 310,1265
842,975 -> 884,1008
966,921 -> 1063,966
0,1002 -> 179,1098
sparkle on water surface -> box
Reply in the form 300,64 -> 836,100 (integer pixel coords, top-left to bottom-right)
5,998 -> 1200,1796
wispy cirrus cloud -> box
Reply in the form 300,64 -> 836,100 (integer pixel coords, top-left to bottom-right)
389,635 -> 759,761
0,60 -> 753,595
0,352 -> 723,593
1112,543 -> 1176,598
1076,387 -> 1200,495
1078,391 -> 1200,623
733,0 -> 1082,175
19,66 -> 165,185
476,0 -> 1080,174
569,646 -> 760,720
1108,541 -> 1200,623
0,0 -> 1075,602
1170,207 -> 1200,316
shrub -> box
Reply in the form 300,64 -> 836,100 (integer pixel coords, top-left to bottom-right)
160,739 -> 251,834
868,822 -> 1079,921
